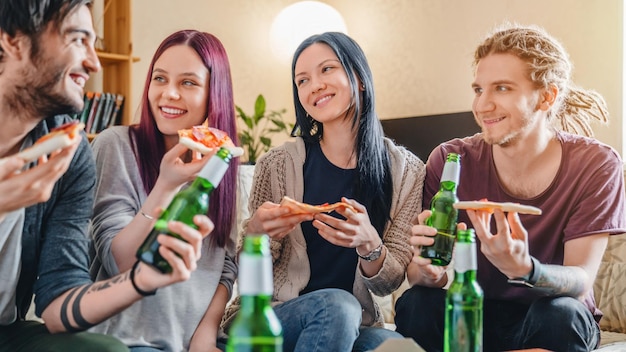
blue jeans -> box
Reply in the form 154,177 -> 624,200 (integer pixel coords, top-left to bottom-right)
394,285 -> 600,352
274,288 -> 402,352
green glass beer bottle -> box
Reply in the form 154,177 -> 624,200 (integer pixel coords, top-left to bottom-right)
421,152 -> 460,266
444,229 -> 483,352
136,147 -> 232,273
227,234 -> 283,352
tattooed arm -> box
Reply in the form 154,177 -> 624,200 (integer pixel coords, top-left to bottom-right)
41,217 -> 213,333
468,209 -> 609,299
532,233 -> 608,298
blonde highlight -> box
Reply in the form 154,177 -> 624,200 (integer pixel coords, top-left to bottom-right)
474,23 -> 608,137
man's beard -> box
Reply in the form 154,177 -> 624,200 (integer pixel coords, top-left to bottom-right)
8,57 -> 82,121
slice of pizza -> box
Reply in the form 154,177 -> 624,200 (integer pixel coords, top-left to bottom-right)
178,125 -> 243,157
280,196 -> 356,214
8,121 -> 85,163
453,200 -> 542,215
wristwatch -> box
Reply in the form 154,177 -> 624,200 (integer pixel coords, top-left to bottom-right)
507,256 -> 541,288
356,241 -> 384,262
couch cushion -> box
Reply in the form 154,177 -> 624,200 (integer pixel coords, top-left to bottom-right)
594,234 -> 626,334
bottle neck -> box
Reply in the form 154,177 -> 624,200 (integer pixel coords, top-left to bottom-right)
439,180 -> 457,193
240,294 -> 273,312
453,241 -> 477,282
238,252 -> 273,295
197,153 -> 230,187
440,160 -> 460,185
187,176 -> 216,194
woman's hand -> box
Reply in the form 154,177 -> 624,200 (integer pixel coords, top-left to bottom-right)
312,198 -> 380,251
155,143 -> 212,192
246,201 -> 313,240
134,214 -> 214,291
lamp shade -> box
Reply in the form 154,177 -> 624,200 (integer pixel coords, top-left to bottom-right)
269,1 -> 348,62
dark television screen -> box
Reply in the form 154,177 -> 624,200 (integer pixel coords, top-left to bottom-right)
380,111 -> 480,161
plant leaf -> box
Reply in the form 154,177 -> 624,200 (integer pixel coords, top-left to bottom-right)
254,95 -> 266,122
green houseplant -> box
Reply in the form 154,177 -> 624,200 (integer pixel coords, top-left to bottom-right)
236,94 -> 292,164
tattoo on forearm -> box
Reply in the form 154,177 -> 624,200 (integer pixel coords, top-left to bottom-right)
89,271 -> 130,292
534,264 -> 586,297
60,287 -> 81,332
59,271 -> 131,331
71,286 -> 94,329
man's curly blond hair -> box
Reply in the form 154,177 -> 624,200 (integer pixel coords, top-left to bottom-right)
474,23 -> 608,137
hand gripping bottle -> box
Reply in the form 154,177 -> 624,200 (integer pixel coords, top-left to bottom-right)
136,147 -> 232,273
420,152 -> 461,266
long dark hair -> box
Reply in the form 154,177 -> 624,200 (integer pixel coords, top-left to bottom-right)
291,32 -> 392,236
130,30 -> 238,247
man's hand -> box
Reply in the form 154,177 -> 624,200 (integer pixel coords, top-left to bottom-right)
467,208 -> 533,279
406,210 -> 464,287
0,141 -> 79,217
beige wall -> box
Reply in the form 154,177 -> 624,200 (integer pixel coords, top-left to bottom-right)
128,0 -> 623,154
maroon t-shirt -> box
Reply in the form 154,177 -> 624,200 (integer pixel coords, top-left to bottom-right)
424,131 -> 626,320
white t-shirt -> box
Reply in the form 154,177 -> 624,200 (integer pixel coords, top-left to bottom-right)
0,208 -> 24,325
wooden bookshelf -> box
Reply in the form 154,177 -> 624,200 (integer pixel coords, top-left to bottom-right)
89,0 -> 138,139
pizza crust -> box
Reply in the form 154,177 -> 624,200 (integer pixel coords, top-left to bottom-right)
453,200 -> 542,215
280,196 -> 356,214
178,129 -> 243,157
6,122 -> 85,163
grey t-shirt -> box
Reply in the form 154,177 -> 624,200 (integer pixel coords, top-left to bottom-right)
0,209 -> 24,325
88,126 -> 237,350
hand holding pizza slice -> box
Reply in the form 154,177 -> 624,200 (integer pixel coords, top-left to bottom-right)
279,196 -> 356,215
0,120 -> 84,165
178,125 -> 243,157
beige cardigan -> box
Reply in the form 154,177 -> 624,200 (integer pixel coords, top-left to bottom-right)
223,138 -> 425,329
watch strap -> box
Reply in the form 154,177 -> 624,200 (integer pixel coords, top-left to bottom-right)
356,241 -> 383,262
507,256 -> 541,288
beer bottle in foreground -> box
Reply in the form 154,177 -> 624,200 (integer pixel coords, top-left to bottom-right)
421,152 -> 460,266
136,147 -> 232,273
444,229 -> 483,352
227,234 -> 283,352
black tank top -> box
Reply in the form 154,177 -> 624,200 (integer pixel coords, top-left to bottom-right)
300,141 -> 359,295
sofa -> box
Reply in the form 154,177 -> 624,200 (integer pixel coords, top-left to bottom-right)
592,233 -> 626,349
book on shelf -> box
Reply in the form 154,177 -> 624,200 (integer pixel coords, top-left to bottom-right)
74,91 -> 125,135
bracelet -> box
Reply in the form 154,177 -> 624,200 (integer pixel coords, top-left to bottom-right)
130,261 -> 157,296
139,210 -> 155,220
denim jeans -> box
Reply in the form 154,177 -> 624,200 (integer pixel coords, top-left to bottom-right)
394,285 -> 600,352
354,326 -> 404,352
274,288 -> 401,352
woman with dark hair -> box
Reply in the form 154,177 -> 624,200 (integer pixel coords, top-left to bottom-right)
89,30 -> 238,351
222,32 -> 425,351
